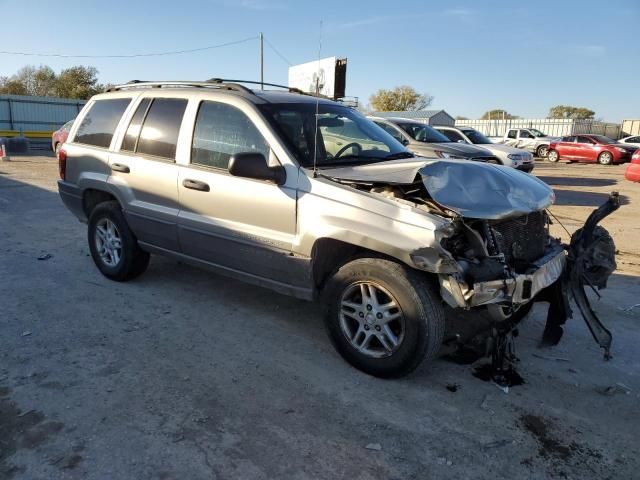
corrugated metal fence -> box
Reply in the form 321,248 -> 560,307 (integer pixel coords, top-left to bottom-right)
455,118 -> 621,139
0,94 -> 86,151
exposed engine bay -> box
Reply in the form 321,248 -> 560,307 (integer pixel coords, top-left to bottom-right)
319,159 -> 620,385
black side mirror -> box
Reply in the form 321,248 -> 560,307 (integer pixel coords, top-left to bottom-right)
228,152 -> 286,185
401,138 -> 410,146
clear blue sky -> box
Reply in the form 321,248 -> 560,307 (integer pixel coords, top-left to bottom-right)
2,0 -> 639,121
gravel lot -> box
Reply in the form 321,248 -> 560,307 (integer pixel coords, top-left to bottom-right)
1,155 -> 639,479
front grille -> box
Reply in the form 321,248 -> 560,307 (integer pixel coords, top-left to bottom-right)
490,211 -> 547,265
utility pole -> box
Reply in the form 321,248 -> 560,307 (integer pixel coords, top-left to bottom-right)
259,32 -> 264,90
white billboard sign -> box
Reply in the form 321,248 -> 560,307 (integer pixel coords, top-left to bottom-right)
288,57 -> 337,98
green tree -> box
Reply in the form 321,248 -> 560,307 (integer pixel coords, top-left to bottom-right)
548,105 -> 595,120
369,85 -> 434,111
0,65 -> 104,99
481,109 -> 518,120
455,115 -> 469,120
0,65 -> 57,96
55,66 -> 104,99
0,76 -> 28,95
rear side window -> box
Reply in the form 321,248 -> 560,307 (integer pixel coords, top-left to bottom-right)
191,101 -> 269,170
375,121 -> 404,143
135,98 -> 187,159
121,98 -> 151,152
440,129 -> 463,142
507,130 -> 516,139
576,136 -> 593,144
74,98 -> 131,148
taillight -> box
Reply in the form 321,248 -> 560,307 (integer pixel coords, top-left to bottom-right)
632,151 -> 640,164
58,148 -> 67,180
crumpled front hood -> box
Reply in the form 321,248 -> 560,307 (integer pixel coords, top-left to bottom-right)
419,161 -> 554,219
319,158 -> 554,220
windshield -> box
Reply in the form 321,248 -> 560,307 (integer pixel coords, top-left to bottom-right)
397,122 -> 452,143
591,135 -> 615,144
258,103 -> 410,167
462,129 -> 492,144
529,128 -> 547,137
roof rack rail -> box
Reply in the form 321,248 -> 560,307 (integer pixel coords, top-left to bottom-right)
207,78 -> 319,96
106,80 -> 254,95
106,79 -> 330,99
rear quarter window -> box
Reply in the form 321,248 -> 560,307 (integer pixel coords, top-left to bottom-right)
74,98 -> 131,148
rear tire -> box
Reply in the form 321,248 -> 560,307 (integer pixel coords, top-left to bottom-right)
88,201 -> 150,281
536,145 -> 549,158
598,151 -> 613,165
547,149 -> 559,162
323,258 -> 445,378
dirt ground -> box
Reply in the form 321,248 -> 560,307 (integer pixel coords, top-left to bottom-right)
1,155 -> 639,480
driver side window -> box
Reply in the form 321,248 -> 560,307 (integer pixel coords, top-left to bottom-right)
519,130 -> 533,139
191,101 -> 270,170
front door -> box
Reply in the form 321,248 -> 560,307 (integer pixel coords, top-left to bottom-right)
574,136 -> 598,162
176,100 -> 304,286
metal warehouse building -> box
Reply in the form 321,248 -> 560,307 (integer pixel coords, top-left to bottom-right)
370,110 -> 455,126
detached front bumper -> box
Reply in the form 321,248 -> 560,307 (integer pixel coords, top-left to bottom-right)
439,244 -> 566,309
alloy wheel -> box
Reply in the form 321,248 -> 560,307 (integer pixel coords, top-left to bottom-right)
94,218 -> 122,267
339,282 -> 405,358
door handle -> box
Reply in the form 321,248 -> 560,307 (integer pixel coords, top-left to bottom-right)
111,163 -> 130,173
182,179 -> 210,192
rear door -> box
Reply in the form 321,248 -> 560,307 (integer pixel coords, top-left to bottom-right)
176,98 -> 304,286
557,136 -> 577,158
108,96 -> 188,251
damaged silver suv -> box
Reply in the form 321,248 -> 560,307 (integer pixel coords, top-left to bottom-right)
58,80 -> 619,378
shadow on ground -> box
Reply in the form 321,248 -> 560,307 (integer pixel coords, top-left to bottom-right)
537,176 -> 618,187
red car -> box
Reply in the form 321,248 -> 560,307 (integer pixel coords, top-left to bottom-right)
625,150 -> 640,182
51,120 -> 74,157
547,134 -> 635,165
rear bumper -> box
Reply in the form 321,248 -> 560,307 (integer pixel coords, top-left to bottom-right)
58,180 -> 87,222
439,244 -> 566,308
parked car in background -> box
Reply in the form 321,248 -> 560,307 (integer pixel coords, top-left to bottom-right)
51,120 -> 74,157
489,128 -> 558,158
625,150 -> 640,182
547,134 -> 635,165
619,135 -> 640,149
368,117 -> 499,163
434,126 -> 534,172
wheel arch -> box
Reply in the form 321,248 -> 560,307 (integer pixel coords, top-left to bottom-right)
82,188 -> 119,218
310,237 -> 439,292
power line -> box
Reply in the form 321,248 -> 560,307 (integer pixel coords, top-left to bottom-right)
0,36 -> 258,59
263,37 -> 292,65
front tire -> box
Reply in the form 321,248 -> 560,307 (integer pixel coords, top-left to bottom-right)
323,258 -> 445,378
536,145 -> 549,158
88,201 -> 150,281
547,149 -> 560,162
598,151 -> 613,165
